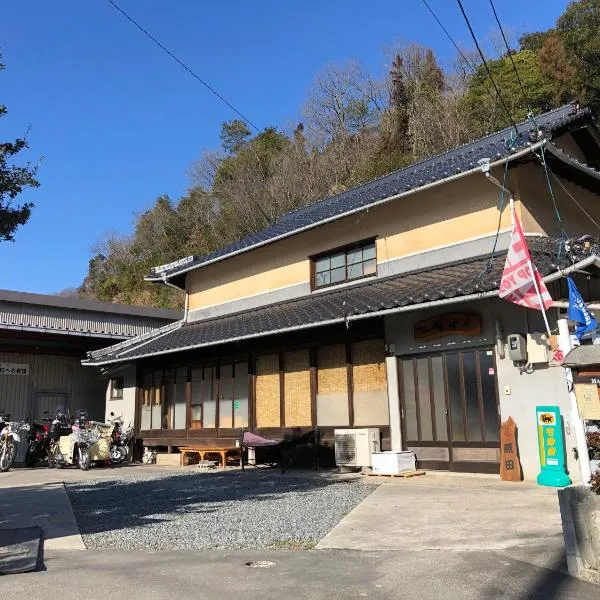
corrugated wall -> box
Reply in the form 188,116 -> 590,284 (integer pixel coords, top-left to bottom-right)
0,300 -> 172,338
0,352 -> 106,462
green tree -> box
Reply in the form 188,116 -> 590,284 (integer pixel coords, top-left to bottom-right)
557,0 -> 600,115
519,31 -> 551,53
0,57 -> 39,242
462,50 -> 555,132
220,119 -> 251,153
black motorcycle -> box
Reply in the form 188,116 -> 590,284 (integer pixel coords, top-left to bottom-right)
24,412 -> 52,467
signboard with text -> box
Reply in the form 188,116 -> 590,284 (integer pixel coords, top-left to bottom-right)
574,384 -> 600,420
0,363 -> 29,376
536,405 -> 571,487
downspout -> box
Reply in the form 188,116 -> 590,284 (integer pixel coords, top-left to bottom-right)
161,272 -> 188,323
478,157 -> 516,219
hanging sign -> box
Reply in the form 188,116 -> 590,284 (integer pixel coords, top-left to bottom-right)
536,405 -> 571,487
574,384 -> 600,420
414,313 -> 481,341
0,363 -> 29,375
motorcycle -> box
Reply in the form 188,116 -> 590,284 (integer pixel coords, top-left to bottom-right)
24,412 -> 52,468
48,408 -> 99,471
108,412 -> 132,464
0,411 -> 28,472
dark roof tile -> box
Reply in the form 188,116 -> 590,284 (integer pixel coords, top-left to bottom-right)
87,236 -> 568,365
147,103 -> 591,282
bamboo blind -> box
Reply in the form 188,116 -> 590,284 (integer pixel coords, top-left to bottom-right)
317,344 -> 348,394
283,349 -> 311,426
255,354 -> 281,427
352,339 -> 389,426
352,340 -> 387,391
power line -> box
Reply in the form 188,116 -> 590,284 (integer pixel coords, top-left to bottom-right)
455,0 -> 519,136
420,0 -> 478,73
105,0 -> 260,131
488,0 -> 532,111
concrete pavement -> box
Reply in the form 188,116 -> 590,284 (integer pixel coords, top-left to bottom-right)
0,482 -> 84,551
1,466 -> 598,598
318,473 -> 566,570
3,548 -> 599,600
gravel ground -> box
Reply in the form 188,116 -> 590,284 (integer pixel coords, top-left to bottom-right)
66,469 -> 376,550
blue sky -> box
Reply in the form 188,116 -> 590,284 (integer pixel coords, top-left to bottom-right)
1,0 -> 569,295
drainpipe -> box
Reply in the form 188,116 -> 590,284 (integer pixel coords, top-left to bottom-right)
557,318 -> 592,484
478,158 -> 516,221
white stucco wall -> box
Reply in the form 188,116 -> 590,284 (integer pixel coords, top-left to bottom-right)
104,364 -> 137,429
385,298 -> 580,482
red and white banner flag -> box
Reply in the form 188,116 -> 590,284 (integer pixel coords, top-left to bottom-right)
498,213 -> 553,310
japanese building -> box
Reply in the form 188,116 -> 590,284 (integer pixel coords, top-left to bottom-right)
83,102 -> 600,481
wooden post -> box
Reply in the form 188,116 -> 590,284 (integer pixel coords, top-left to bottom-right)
500,416 -> 522,482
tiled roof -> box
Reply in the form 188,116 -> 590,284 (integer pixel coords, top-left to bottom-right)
85,237 -> 565,365
146,103 -> 592,283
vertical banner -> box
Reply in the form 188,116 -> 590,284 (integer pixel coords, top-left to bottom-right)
536,405 -> 571,487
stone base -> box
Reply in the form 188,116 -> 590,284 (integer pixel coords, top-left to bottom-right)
558,485 -> 600,583
156,453 -> 182,467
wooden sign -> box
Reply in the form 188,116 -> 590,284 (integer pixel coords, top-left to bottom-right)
414,313 -> 481,341
574,383 -> 600,420
500,416 -> 522,482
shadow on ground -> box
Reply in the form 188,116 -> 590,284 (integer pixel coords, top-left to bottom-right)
63,469 -> 373,548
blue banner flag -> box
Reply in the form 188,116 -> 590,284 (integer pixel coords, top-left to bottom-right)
567,277 -> 597,340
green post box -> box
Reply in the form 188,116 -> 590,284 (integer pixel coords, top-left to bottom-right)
536,405 -> 571,487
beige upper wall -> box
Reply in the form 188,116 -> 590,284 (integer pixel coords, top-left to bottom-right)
187,169 -> 520,311
516,162 -> 600,237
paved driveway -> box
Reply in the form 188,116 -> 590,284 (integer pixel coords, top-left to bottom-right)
318,473 -> 566,570
2,467 -> 598,599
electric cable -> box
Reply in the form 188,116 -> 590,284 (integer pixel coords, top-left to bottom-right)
420,0 -> 479,72
488,0 -> 532,110
486,0 -> 574,259
420,0 -> 497,105
105,0 -> 260,131
455,0 -> 519,136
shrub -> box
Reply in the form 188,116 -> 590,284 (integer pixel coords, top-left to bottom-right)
587,431 -> 600,461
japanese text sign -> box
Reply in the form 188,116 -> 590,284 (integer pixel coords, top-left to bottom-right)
0,363 -> 29,376
536,405 -> 570,487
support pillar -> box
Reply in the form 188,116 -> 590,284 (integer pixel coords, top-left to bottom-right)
385,355 -> 402,451
558,318 -> 591,484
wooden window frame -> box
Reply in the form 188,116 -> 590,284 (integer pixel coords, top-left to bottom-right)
109,377 -> 124,400
310,238 -> 377,291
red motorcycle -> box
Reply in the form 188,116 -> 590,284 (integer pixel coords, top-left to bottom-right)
24,412 -> 52,467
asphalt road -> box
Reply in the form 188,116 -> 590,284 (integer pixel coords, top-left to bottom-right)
3,548 -> 598,600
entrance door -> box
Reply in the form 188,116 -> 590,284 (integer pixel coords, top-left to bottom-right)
32,391 -> 68,420
398,349 -> 501,473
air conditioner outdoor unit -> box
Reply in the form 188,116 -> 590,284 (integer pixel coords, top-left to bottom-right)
334,428 -> 381,468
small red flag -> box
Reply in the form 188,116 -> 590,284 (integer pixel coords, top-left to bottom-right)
498,213 -> 553,310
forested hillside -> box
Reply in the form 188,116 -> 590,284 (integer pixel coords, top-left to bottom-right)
79,0 -> 600,309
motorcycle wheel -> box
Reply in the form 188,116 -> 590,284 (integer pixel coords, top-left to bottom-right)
111,446 -> 127,464
78,446 -> 91,471
0,440 -> 16,472
25,448 -> 37,468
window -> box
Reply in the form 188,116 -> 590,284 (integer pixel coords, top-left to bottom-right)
190,363 -> 248,430
110,377 -> 124,400
312,240 -> 376,289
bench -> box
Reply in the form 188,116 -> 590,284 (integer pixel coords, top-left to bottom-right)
180,446 -> 241,468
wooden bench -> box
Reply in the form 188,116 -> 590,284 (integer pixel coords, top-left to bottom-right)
180,446 -> 241,468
